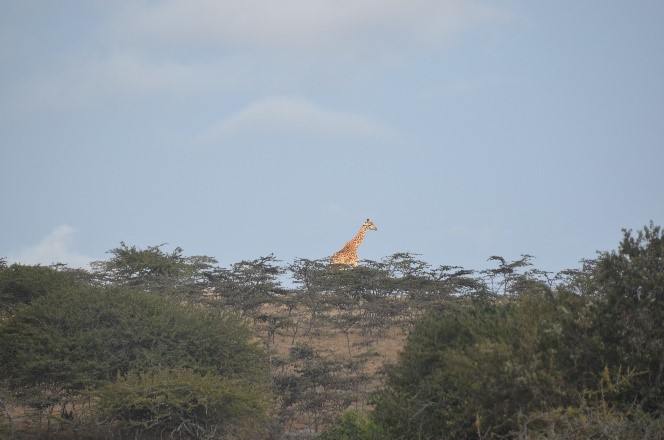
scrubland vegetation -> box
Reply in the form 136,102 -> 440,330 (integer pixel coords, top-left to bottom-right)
1,223 -> 663,439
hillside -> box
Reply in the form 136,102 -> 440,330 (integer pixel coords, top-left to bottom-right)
2,224 -> 664,439
4,294 -> 409,439
249,300 -> 408,436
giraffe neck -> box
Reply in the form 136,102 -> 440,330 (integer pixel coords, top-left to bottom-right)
347,225 -> 368,250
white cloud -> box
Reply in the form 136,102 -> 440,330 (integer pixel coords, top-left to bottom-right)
17,1 -> 509,111
110,0 -> 507,56
198,96 -> 397,144
9,225 -> 92,269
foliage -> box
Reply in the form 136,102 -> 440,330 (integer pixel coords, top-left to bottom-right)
93,367 -> 270,439
0,286 -> 268,402
90,242 -> 216,295
3,223 -> 663,438
209,254 -> 287,317
519,367 -> 664,439
588,221 -> 664,410
371,284 -> 592,439
315,410 -> 383,440
371,223 -> 664,439
0,263 -> 87,317
520,406 -> 664,439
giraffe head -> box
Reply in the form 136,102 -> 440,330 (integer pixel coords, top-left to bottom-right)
363,218 -> 378,231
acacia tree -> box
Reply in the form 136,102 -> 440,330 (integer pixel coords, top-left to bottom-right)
210,254 -> 287,318
90,242 -> 216,296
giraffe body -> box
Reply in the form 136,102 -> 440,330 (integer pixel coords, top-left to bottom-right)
330,219 -> 377,267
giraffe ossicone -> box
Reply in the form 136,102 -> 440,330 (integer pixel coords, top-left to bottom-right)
330,218 -> 377,267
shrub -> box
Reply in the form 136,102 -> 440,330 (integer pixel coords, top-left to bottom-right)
0,288 -> 267,391
0,286 -> 271,437
520,404 -> 664,439
371,294 -> 570,439
93,367 -> 270,439
0,263 -> 85,316
315,410 -> 383,440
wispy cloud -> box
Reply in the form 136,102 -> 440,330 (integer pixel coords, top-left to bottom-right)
198,96 -> 397,145
14,1 -> 509,112
9,225 -> 92,268
110,0 -> 507,56
13,1 -> 510,112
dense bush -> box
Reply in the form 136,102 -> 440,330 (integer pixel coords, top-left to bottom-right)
0,263 -> 87,316
520,398 -> 664,439
0,288 -> 267,391
370,223 -> 664,439
588,222 -> 664,410
315,410 -> 383,440
0,285 -> 271,437
93,367 -> 270,439
371,292 -> 571,439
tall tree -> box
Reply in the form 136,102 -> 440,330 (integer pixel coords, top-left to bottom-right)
589,222 -> 664,409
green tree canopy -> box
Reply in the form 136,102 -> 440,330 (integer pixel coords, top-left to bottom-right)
0,286 -> 268,395
588,222 -> 664,409
371,290 -> 571,439
0,263 -> 87,317
94,367 -> 270,439
370,223 -> 664,439
90,242 -> 216,294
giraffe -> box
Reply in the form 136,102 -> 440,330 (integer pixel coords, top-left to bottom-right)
330,219 -> 378,267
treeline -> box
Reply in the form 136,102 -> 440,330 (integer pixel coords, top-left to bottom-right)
1,223 -> 663,439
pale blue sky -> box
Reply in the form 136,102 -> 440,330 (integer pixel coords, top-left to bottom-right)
2,1 -> 663,274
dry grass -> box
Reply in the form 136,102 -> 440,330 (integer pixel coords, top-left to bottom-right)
248,299 -> 409,436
